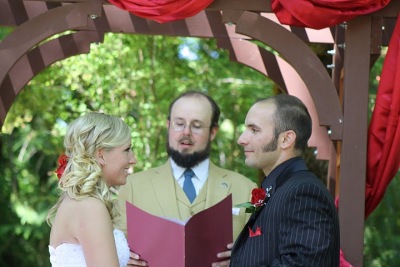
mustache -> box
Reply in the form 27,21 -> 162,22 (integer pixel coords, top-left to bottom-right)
178,137 -> 194,145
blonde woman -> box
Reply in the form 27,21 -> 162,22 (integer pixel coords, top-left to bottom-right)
47,112 -> 137,267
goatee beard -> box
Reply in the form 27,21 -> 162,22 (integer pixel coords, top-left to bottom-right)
167,142 -> 211,169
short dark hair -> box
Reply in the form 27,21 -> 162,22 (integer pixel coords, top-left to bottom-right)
258,94 -> 312,152
168,91 -> 220,128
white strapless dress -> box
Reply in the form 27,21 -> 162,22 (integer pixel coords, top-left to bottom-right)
49,229 -> 130,267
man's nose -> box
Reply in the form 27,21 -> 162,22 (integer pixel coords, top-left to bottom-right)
182,125 -> 192,135
237,133 -> 247,146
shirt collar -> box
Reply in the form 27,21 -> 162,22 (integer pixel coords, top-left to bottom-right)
170,157 -> 209,183
261,157 -> 301,189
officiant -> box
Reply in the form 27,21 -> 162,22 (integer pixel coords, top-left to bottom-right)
115,91 -> 256,266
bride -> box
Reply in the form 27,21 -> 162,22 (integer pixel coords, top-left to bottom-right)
47,112 -> 137,267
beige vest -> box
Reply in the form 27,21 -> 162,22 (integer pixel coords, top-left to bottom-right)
175,178 -> 208,221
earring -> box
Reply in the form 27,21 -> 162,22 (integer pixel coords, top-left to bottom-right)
101,160 -> 107,166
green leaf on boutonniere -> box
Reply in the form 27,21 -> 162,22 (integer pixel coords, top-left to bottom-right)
235,201 -> 257,213
235,187 -> 268,213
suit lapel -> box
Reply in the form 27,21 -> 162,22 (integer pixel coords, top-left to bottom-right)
204,162 -> 231,209
232,158 -> 309,254
150,162 -> 182,218
232,202 -> 265,254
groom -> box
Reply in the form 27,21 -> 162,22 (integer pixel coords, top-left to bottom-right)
230,94 -> 340,266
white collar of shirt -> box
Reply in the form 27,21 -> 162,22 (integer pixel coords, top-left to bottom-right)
169,157 -> 209,194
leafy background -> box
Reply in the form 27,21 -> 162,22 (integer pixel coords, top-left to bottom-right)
0,27 -> 398,266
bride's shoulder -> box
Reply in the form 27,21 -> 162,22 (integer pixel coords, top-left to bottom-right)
78,196 -> 105,207
63,195 -> 105,209
76,197 -> 108,217
60,196 -> 108,223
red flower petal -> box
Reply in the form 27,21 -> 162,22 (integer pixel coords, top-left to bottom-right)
55,154 -> 69,180
251,188 -> 266,206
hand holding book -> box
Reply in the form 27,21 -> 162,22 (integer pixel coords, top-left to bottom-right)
126,195 -> 233,267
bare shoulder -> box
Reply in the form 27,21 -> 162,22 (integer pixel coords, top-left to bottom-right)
62,195 -> 105,210
77,196 -> 106,208
50,196 -> 110,246
61,196 -> 110,226
75,197 -> 109,218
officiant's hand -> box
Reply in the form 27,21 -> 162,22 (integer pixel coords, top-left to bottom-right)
127,251 -> 147,266
211,242 -> 233,266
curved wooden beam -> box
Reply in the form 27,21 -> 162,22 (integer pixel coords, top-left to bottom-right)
0,2 -> 102,126
0,31 -> 104,128
216,37 -> 287,92
235,11 -> 343,140
216,37 -> 332,161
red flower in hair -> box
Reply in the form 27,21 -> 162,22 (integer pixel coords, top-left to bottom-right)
55,154 -> 69,179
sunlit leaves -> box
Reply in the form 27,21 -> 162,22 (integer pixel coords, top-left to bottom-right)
1,25 -> 396,267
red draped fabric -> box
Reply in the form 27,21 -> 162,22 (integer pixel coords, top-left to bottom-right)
107,0 -> 214,23
365,16 -> 400,218
335,14 -> 400,267
271,0 -> 391,29
271,2 -> 398,266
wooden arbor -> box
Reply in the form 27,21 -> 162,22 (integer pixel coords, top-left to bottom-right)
1,0 -> 399,265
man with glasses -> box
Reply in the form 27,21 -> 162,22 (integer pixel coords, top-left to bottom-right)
117,91 -> 256,266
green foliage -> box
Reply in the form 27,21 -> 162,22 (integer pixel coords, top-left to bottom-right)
0,28 -> 398,267
0,26 -> 12,39
1,31 -> 270,266
362,52 -> 399,267
368,53 -> 385,121
364,172 -> 400,267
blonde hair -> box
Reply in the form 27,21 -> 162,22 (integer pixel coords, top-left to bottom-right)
47,112 -> 131,226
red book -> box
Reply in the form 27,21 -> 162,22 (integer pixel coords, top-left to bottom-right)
126,195 -> 233,267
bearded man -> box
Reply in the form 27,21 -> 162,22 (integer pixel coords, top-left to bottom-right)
116,91 -> 256,267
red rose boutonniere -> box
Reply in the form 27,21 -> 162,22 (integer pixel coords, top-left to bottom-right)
235,186 -> 272,213
55,154 -> 69,180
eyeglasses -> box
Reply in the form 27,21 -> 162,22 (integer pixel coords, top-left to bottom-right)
170,120 -> 210,134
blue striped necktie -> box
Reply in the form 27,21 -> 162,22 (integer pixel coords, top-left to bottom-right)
183,169 -> 196,203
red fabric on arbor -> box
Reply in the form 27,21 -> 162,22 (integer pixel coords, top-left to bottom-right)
107,0 -> 214,23
335,14 -> 400,267
271,0 -> 391,29
365,16 -> 400,218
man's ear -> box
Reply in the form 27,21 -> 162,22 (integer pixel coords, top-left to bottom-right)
209,126 -> 219,141
280,130 -> 296,149
166,119 -> 170,130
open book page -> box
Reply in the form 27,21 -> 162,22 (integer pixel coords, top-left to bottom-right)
126,195 -> 233,267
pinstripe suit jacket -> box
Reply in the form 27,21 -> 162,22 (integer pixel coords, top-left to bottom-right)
230,157 -> 340,267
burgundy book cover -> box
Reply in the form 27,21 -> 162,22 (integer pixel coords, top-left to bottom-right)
126,195 -> 233,267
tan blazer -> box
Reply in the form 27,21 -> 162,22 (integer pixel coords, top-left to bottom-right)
116,160 -> 257,241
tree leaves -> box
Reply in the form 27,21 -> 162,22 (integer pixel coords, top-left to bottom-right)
1,28 -> 397,267
1,32 -> 270,266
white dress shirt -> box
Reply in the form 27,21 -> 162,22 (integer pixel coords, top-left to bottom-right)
170,157 -> 209,195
